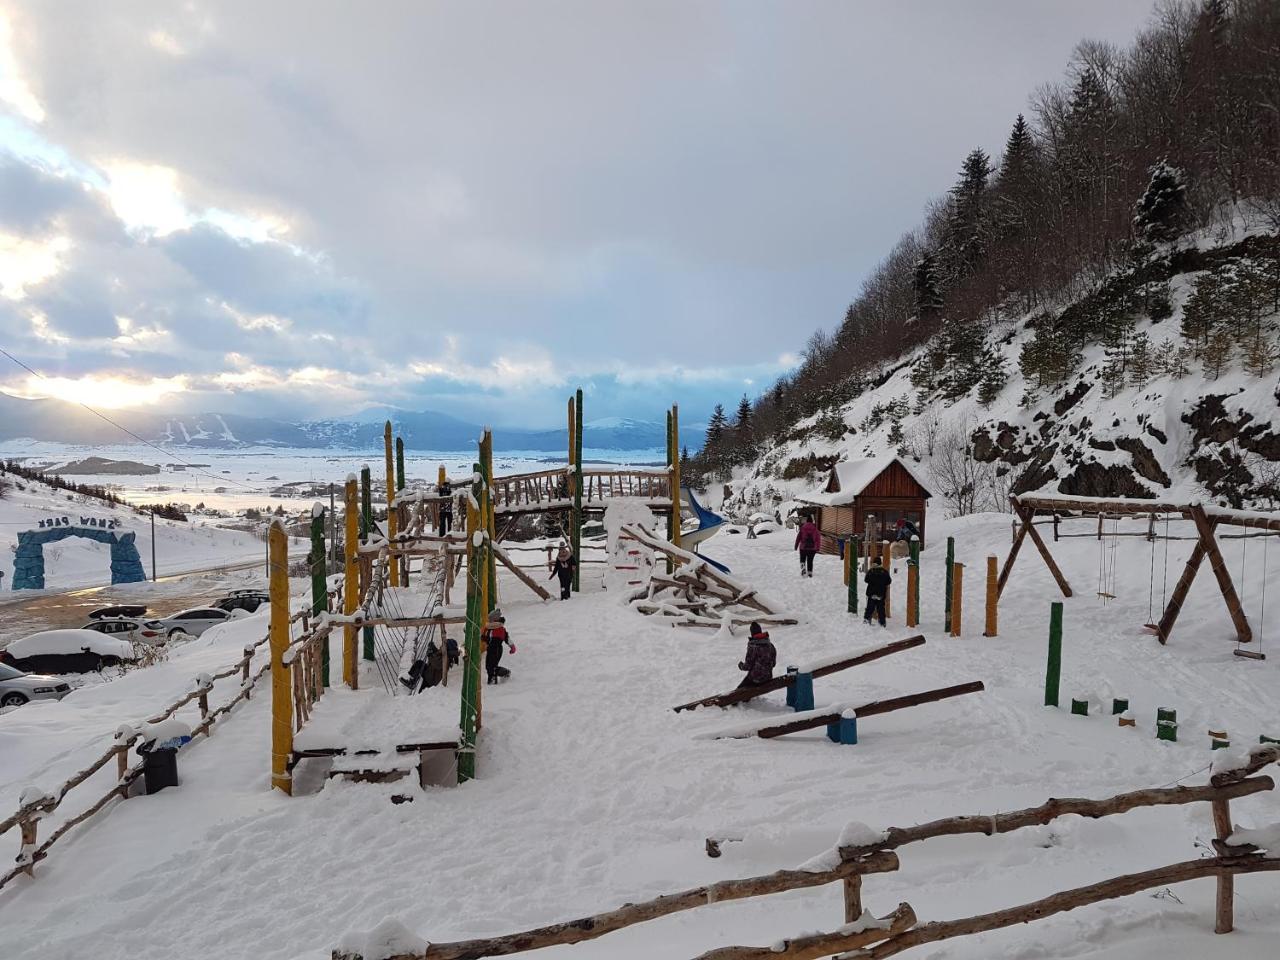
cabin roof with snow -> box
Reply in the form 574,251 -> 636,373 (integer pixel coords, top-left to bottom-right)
798,457 -> 932,507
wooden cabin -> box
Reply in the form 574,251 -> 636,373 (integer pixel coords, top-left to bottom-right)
797,457 -> 931,552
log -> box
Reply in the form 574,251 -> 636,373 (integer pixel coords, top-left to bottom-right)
1210,744 -> 1280,786
751,681 -> 986,740
673,636 -> 927,712
844,856 -> 1280,959
691,903 -> 916,960
1211,797 -> 1234,933
330,852 -> 900,960
837,776 -> 1274,860
490,542 -> 552,600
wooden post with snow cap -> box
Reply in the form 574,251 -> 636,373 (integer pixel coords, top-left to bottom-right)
384,421 -> 399,588
881,541 -> 892,618
983,555 -> 998,637
847,536 -> 860,615
950,562 -> 964,637
268,520 -> 293,795
343,476 -> 359,690
906,539 -> 919,628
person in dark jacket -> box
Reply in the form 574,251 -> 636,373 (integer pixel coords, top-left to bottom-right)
483,609 -> 514,684
548,545 -> 576,600
794,516 -> 822,577
737,622 -> 777,688
863,557 -> 892,627
437,479 -> 453,536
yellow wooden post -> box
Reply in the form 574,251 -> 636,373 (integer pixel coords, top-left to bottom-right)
906,561 -> 919,627
384,421 -> 399,588
268,520 -> 293,795
983,555 -> 998,637
671,404 -> 682,551
951,561 -> 965,637
343,476 -> 359,689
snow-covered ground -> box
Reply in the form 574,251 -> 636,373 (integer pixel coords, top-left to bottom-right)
1,516 -> 1277,959
0,478 -> 267,595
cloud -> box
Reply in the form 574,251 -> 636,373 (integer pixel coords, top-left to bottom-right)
0,232 -> 69,300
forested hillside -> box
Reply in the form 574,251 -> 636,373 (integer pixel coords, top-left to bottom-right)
690,0 -> 1280,514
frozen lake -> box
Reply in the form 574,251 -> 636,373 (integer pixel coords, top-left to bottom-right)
0,443 -> 670,513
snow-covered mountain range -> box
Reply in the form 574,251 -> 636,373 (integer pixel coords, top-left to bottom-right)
0,398 -> 702,454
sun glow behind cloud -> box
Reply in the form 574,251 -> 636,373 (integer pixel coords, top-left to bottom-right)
0,14 -> 43,122
0,233 -> 70,300
3,373 -> 189,409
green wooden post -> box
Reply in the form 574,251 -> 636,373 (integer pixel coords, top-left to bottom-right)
944,536 -> 955,633
458,461 -> 484,783
909,537 -> 920,622
359,466 -> 374,662
847,536 -> 860,614
572,388 -> 583,592
395,436 -> 405,492
1045,601 -> 1063,707
309,507 -> 329,687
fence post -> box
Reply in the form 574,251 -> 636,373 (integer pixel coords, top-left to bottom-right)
906,538 -> 919,627
359,466 -> 375,662
843,873 -> 863,923
309,508 -> 328,686
950,561 -> 964,637
458,460 -> 485,783
983,555 -> 998,637
1045,602 -> 1063,707
847,536 -> 859,615
1212,797 -> 1235,933
269,520 -> 293,795
384,421 -> 399,588
944,536 -> 955,633
843,541 -> 851,587
880,541 -> 892,618
18,815 -> 37,876
343,477 -> 359,690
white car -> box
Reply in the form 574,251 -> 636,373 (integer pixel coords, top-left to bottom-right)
154,607 -> 233,640
81,616 -> 167,645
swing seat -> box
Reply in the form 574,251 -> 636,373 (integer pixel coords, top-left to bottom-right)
1096,592 -> 1116,600
1234,649 -> 1266,661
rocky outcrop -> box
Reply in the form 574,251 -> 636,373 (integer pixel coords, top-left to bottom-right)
1115,437 -> 1171,487
1057,462 -> 1155,498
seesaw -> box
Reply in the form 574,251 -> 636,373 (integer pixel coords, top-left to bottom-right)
672,635 -> 926,713
708,681 -> 986,742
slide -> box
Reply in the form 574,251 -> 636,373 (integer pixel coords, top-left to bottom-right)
680,486 -> 731,573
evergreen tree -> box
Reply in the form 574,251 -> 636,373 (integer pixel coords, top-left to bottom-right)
1204,327 -> 1234,378
703,404 -> 729,480
977,342 -> 1009,406
1128,331 -> 1154,388
733,394 -> 755,464
1133,159 -> 1190,243
1181,269 -> 1227,352
944,149 -> 993,279
913,254 -> 944,319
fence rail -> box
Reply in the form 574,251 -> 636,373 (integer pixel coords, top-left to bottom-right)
0,604 -> 311,894
332,745 -> 1280,960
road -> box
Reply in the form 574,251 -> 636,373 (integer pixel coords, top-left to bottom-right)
0,558 -> 267,650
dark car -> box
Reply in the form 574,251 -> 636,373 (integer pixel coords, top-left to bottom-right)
213,590 -> 269,614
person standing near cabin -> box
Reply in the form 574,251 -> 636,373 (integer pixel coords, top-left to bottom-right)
863,556 -> 892,627
437,477 -> 453,536
794,515 -> 821,577
548,545 -> 576,600
737,622 -> 777,688
483,609 -> 514,684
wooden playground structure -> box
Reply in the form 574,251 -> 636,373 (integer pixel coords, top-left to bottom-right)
998,493 -> 1278,655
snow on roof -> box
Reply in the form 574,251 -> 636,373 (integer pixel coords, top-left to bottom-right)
5,629 -> 137,660
798,457 -> 931,506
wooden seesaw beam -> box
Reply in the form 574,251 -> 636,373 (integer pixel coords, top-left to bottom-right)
673,635 -> 927,713
714,681 -> 985,740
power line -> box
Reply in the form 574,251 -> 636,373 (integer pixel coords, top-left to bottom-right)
0,346 -> 260,491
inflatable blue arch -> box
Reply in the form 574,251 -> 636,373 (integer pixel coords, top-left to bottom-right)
11,526 -> 147,590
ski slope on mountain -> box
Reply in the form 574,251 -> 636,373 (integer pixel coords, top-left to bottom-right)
2,516 -> 1277,959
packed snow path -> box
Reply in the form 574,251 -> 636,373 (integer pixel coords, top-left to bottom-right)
2,513 -> 1278,959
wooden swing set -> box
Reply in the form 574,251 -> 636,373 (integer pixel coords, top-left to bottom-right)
998,493 -> 1277,656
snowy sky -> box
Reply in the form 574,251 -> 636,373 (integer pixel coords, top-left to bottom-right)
0,0 -> 1157,428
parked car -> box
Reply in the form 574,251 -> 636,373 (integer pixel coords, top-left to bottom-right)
213,589 -> 269,614
154,607 -> 233,639
81,616 -> 167,645
0,662 -> 72,707
87,604 -> 148,621
0,629 -> 138,674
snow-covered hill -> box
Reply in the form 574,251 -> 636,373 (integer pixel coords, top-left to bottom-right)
723,225 -> 1280,518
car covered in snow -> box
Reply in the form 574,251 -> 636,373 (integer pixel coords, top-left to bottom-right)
80,616 -> 167,645
87,604 -> 149,621
153,607 -> 233,639
0,629 -> 138,674
0,662 -> 72,708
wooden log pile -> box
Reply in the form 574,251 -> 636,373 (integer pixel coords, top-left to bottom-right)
619,523 -> 795,630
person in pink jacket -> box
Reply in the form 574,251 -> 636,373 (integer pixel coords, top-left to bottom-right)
794,516 -> 822,578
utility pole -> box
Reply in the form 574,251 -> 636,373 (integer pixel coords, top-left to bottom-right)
151,508 -> 157,581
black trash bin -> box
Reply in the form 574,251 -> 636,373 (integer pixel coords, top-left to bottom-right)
139,743 -> 180,794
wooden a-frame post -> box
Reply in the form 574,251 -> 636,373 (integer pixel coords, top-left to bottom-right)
1156,505 -> 1253,645
997,500 -> 1073,599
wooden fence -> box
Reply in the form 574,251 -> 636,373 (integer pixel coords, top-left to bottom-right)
332,745 -> 1280,960
0,605 -> 310,894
